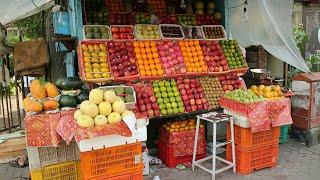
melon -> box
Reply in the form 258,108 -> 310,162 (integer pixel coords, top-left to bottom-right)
107,112 -> 122,124
89,89 -> 104,104
104,90 -> 117,103
94,115 -> 108,126
74,110 -> 82,120
77,114 -> 94,127
80,100 -> 99,118
121,110 -> 135,119
98,101 -> 112,116
112,100 -> 126,113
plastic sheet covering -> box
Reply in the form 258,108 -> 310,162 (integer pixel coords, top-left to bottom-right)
228,0 -> 310,72
0,0 -> 54,25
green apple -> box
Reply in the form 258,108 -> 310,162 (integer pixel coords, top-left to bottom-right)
153,87 -> 160,93
178,101 -> 184,107
160,87 -> 166,92
162,92 -> 168,98
172,87 -> 178,92
167,108 -> 173,114
173,107 -> 179,114
159,103 -> 166,110
170,97 -> 176,103
170,80 -> 176,86
165,103 -> 172,109
161,109 -> 167,115
171,102 -> 177,108
173,91 -> 180,97
166,86 -> 172,92
159,81 -> 164,86
153,82 -> 159,88
157,98 -> 164,104
164,98 -> 170,103
168,92 -> 174,97
165,81 -> 171,87
178,107 -> 185,113
155,92 -> 162,98
175,96 -> 182,102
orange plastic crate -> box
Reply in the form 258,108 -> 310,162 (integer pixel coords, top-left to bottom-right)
226,123 -> 280,150
99,167 -> 143,180
80,142 -> 143,180
226,143 -> 279,174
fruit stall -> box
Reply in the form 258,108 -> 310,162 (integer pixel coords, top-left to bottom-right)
21,0 -> 293,179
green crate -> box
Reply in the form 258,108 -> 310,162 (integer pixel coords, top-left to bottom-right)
279,125 -> 290,144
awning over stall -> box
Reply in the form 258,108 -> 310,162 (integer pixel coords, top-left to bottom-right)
0,0 -> 54,25
229,0 -> 310,72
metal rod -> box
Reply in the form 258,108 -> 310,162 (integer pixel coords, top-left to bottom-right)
15,75 -> 22,128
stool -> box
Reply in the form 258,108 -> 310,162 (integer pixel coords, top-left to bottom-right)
192,112 -> 236,180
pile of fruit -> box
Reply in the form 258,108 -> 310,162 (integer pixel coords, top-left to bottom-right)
104,0 -> 125,13
23,80 -> 60,113
81,43 -> 111,79
177,15 -> 197,26
200,40 -> 228,72
135,25 -> 160,40
250,85 -> 284,99
182,26 -> 203,39
178,40 -> 207,73
133,41 -> 164,77
224,89 -> 265,103
134,13 -> 151,24
148,0 -> 166,17
103,86 -> 135,104
220,40 -> 247,69
84,0 -> 109,25
177,78 -> 209,112
161,119 -> 203,132
111,26 -> 134,39
160,25 -> 184,39
109,13 -> 134,25
84,26 -> 110,40
107,41 -> 138,78
157,40 -> 186,76
75,88 -> 135,128
198,77 -> 224,109
152,80 -> 185,115
134,83 -> 160,118
219,73 -> 242,91
131,1 -> 148,12
196,15 -> 216,25
160,15 -> 177,24
203,26 -> 226,39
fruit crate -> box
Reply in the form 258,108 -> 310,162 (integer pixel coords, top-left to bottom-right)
159,24 -> 185,40
28,141 -> 80,170
80,142 -> 143,180
134,24 -> 161,40
201,25 -> 227,40
110,25 -> 135,40
226,123 -> 280,151
30,161 -> 82,180
83,25 -> 111,40
226,143 -> 279,174
158,139 -> 206,167
98,85 -> 136,109
77,41 -> 113,83
182,26 -> 204,40
279,125 -> 290,143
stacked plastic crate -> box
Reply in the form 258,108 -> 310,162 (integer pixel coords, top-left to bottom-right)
225,123 -> 280,174
27,141 -> 81,180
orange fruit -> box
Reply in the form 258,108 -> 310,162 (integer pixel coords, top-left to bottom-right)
150,64 -> 156,70
137,59 -> 143,65
155,64 -> 162,69
144,41 -> 150,47
187,67 -> 193,72
182,52 -> 187,57
142,54 -> 147,59
134,48 -> 141,54
139,42 -> 145,48
147,53 -> 153,59
154,58 -> 161,64
192,52 -> 198,57
198,55 -> 204,60
144,65 -> 150,71
192,67 -> 198,72
185,47 -> 191,52
144,60 -> 149,66
146,70 -> 152,76
194,41 -> 200,46
148,59 -> 154,64
178,41 -> 184,47
190,46 -> 196,52
151,47 -> 157,53
195,62 -> 200,67
157,69 -> 164,75
140,48 -> 146,54
180,46 -> 186,52
151,69 -> 158,76
152,53 -> 159,58
139,65 -> 145,70
136,53 -> 142,59
150,41 -> 156,47
140,70 -> 146,76
197,50 -> 203,56
189,41 -> 194,46
146,47 -> 151,53
187,52 -> 193,58
197,67 -> 203,72
196,45 -> 201,51
202,66 -> 208,71
133,41 -> 139,48
185,62 -> 191,67
199,61 -> 205,66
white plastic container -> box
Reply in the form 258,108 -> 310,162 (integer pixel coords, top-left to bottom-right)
223,109 -> 250,128
201,25 -> 227,41
159,24 -> 185,40
76,126 -> 147,152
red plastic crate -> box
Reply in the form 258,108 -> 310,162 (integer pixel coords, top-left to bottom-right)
226,143 -> 279,174
158,139 -> 206,167
226,123 -> 280,151
80,142 -> 143,180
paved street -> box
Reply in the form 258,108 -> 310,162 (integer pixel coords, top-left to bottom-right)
0,140 -> 319,180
